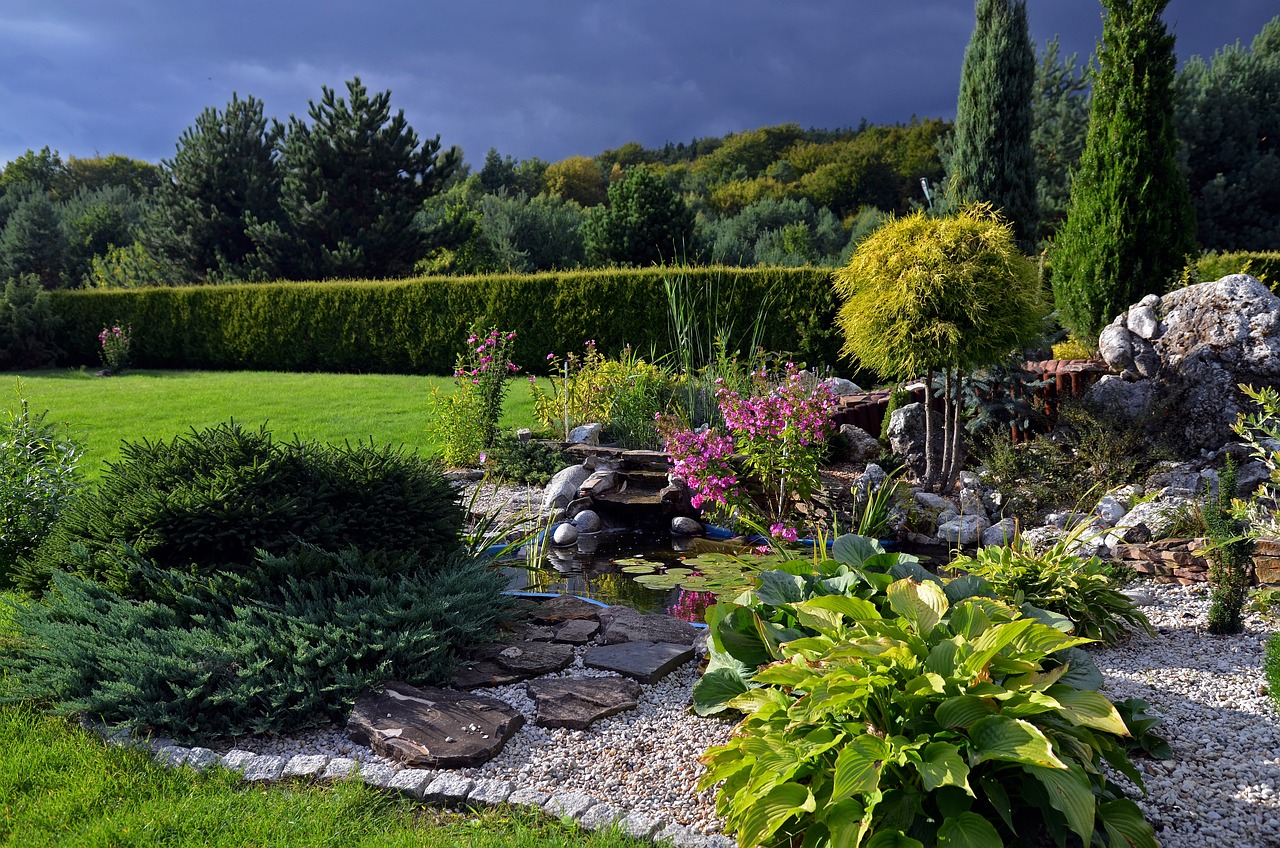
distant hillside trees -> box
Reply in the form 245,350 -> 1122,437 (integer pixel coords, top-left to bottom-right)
582,167 -> 695,266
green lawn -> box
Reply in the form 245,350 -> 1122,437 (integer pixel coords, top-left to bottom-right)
3,369 -> 544,480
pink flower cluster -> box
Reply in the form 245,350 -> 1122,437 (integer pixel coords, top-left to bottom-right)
664,427 -> 739,509
715,362 -> 838,448
98,323 -> 132,371
455,329 -> 519,384
666,588 -> 718,624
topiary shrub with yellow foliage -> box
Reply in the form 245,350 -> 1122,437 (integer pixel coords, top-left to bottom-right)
834,204 -> 1048,491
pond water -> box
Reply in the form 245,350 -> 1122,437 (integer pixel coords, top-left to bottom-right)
502,526 -> 720,622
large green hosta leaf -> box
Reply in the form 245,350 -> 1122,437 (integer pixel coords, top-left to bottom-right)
1026,763 -> 1095,843
967,715 -> 1067,769
937,812 -> 1003,848
831,734 -> 892,802
692,666 -> 753,716
737,781 -> 815,848
887,578 -> 949,637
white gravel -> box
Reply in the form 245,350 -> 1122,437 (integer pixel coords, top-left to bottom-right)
161,580 -> 1280,846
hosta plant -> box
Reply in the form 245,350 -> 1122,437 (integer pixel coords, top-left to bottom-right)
949,535 -> 1154,646
697,571 -> 1158,848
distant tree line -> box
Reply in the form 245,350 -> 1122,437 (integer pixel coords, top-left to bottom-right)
0,15 -> 1275,296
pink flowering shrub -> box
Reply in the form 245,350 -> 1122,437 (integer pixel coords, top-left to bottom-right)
664,362 -> 838,535
98,324 -> 131,373
429,327 -> 519,467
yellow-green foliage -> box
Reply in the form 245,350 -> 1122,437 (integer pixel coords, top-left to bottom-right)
530,343 -> 675,434
1051,336 -> 1098,360
1192,251 -> 1280,290
834,205 -> 1048,380
46,267 -> 841,376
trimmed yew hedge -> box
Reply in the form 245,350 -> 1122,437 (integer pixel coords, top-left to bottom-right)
47,267 -> 842,375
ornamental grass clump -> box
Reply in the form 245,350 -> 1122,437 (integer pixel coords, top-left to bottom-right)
663,362 -> 838,540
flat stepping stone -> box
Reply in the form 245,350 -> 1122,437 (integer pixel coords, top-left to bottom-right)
553,618 -> 599,644
513,623 -> 555,641
491,641 -> 574,675
527,677 -> 642,729
347,681 -> 525,769
597,606 -> 700,645
582,641 -> 694,684
531,594 -> 604,624
452,659 -> 530,690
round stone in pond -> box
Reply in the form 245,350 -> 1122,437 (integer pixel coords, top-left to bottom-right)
551,522 -> 579,546
671,516 -> 703,536
573,510 -> 602,533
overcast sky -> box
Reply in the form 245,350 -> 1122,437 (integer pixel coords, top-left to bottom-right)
1,1 -> 1275,171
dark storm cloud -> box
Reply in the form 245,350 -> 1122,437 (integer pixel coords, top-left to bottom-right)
0,1 -> 1274,169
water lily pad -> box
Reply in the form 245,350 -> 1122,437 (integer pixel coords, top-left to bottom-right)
620,563 -> 659,574
635,573 -> 685,590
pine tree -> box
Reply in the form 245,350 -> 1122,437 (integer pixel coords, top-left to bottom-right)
0,193 -> 65,288
1050,0 -> 1197,338
1032,38 -> 1091,243
275,77 -> 461,280
144,94 -> 283,283
581,167 -> 694,266
948,0 -> 1038,251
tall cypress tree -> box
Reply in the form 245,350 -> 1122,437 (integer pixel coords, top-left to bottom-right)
1050,0 -> 1197,338
948,0 -> 1038,251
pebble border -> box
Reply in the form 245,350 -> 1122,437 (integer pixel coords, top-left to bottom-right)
89,719 -> 733,848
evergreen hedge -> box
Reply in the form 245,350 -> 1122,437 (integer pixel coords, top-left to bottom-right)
46,267 -> 843,375
1194,251 -> 1280,289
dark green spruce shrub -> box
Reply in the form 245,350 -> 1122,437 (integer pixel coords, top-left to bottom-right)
0,400 -> 82,588
1204,457 -> 1253,635
18,421 -> 463,597
486,431 -> 567,486
0,547 -> 511,740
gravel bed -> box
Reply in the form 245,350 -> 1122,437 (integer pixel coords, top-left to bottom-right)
138,576 -> 1280,846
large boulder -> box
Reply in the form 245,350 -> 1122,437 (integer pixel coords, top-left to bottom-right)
886,402 -> 942,481
1087,275 -> 1280,452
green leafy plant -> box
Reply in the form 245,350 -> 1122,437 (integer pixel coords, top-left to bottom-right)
696,559 -> 1157,847
1229,384 -> 1280,538
17,421 -> 463,598
0,396 -> 82,588
949,534 -> 1154,646
485,431 -> 567,486
856,470 -> 905,540
1266,633 -> 1280,714
1202,456 -> 1253,635
1249,587 -> 1280,622
429,327 -> 519,467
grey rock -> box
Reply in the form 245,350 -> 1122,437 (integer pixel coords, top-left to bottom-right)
516,428 -> 533,442
1113,496 -> 1190,541
514,623 -> 556,641
1020,525 -> 1064,551
579,469 -> 622,497
545,792 -> 598,819
527,677 -> 642,729
937,514 -> 989,546
671,516 -> 703,535
1236,460 -> 1271,495
347,682 -> 525,768
1094,495 -> 1130,526
322,757 -> 358,779
578,803 -> 623,831
282,754 -> 329,779
388,768 -> 436,799
958,488 -> 985,518
1127,303 -> 1161,339
620,811 -> 665,839
221,749 -> 257,773
468,778 -> 515,805
1084,375 -> 1154,421
452,659 -> 530,690
564,496 -> 595,518
542,464 -> 592,512
597,606 -> 700,645
980,518 -> 1019,547
886,401 -> 942,481
185,747 -> 222,771
507,787 -> 552,808
699,837 -> 738,848
1139,293 -> 1161,309
242,755 -> 287,782
572,509 -> 602,533
1045,511 -> 1089,530
1098,324 -> 1135,373
530,594 -> 604,623
155,745 -> 190,767
423,773 -> 476,804
658,823 -> 707,847
824,376 -> 863,395
568,423 -> 603,445
551,522 -> 579,546
1145,462 -> 1203,493
491,641 -> 575,675
357,762 -> 400,789
913,491 -> 953,512
837,423 -> 882,463
583,641 -> 695,683
553,618 -> 599,644
1122,588 -> 1158,606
